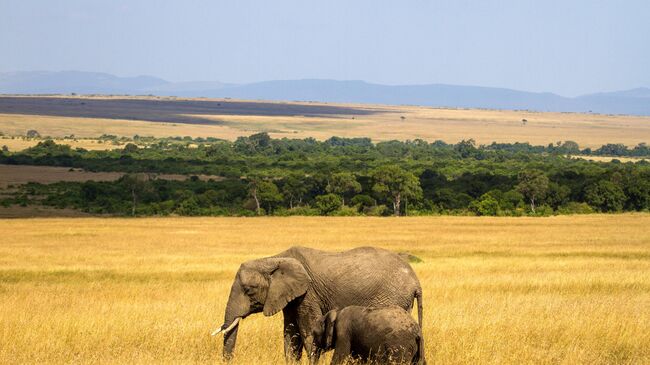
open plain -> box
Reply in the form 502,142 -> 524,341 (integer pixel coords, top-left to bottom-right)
1,96 -> 649,148
1,215 -> 649,364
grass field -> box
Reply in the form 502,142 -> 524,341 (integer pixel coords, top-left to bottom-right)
1,215 -> 649,364
1,95 -> 650,148
0,136 -> 126,152
572,155 -> 648,163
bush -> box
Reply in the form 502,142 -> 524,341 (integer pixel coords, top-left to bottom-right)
175,197 -> 201,216
151,200 -> 175,215
350,194 -> 374,210
315,194 -> 342,215
364,204 -> 388,216
332,205 -> 360,216
402,208 -> 439,216
274,206 -> 320,216
499,190 -> 525,211
123,143 -> 139,153
557,202 -> 595,215
469,194 -> 500,216
530,205 -> 554,216
26,129 -> 40,138
203,206 -> 232,216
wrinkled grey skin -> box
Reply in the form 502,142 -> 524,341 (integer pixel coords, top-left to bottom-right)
218,246 -> 423,363
312,306 -> 425,365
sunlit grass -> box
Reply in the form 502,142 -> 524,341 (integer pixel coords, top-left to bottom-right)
3,95 -> 650,148
1,215 -> 649,364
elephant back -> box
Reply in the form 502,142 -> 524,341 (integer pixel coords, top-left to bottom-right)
287,246 -> 422,311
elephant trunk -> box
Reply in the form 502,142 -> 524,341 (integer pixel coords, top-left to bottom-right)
222,324 -> 239,360
221,281 -> 250,360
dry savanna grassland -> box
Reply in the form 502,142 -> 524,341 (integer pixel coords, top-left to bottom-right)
1,215 -> 649,364
1,95 -> 650,148
0,135 -> 126,152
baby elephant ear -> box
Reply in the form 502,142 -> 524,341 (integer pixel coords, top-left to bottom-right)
263,258 -> 310,316
325,309 -> 338,349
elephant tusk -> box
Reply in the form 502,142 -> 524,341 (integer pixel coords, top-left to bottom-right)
212,317 -> 241,336
223,317 -> 241,334
211,325 -> 224,336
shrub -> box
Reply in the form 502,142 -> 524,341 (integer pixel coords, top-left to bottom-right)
364,204 -> 388,216
315,194 -> 342,215
175,197 -> 201,216
530,205 -> 554,216
274,206 -> 319,216
469,194 -> 500,216
123,143 -> 139,153
557,202 -> 595,215
332,206 -> 360,216
350,194 -> 374,210
26,130 -> 40,138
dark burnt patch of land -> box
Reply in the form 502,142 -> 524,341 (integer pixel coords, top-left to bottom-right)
0,96 -> 386,125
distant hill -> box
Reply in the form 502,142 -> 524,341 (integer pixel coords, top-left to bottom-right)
1,71 -> 649,115
0,71 -> 168,94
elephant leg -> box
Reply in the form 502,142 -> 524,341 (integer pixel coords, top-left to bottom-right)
295,297 -> 323,365
310,347 -> 323,365
330,334 -> 352,365
304,334 -> 321,365
283,309 -> 303,362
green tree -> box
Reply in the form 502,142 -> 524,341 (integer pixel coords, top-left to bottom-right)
315,193 -> 342,215
470,194 -> 500,216
122,143 -> 139,154
544,182 -> 571,210
282,173 -> 309,209
26,129 -> 40,138
622,173 -> 650,211
516,169 -> 549,213
500,190 -> 525,212
249,132 -> 271,148
585,180 -> 626,212
350,194 -> 375,212
121,173 -> 153,216
372,165 -> 422,216
326,172 -> 361,206
560,140 -> 580,155
176,197 -> 201,216
454,139 -> 477,158
248,178 -> 283,215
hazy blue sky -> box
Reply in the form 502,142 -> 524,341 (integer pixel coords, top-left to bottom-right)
1,0 -> 648,96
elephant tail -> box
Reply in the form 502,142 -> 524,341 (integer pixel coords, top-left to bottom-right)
416,289 -> 423,330
415,289 -> 425,364
414,333 -> 426,365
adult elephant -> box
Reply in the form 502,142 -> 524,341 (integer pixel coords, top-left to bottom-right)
213,246 -> 424,363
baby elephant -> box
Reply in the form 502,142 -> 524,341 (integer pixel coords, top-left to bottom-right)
312,305 -> 425,365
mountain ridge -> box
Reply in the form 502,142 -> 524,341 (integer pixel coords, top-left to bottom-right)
1,71 -> 649,116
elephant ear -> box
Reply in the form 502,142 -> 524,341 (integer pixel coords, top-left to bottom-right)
324,309 -> 338,349
263,258 -> 310,316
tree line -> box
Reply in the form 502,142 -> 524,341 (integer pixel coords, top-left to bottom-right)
1,135 -> 648,216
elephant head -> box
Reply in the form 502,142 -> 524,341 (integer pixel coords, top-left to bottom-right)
214,257 -> 310,359
312,309 -> 338,351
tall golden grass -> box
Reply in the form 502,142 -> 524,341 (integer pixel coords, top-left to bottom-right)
1,215 -> 649,364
